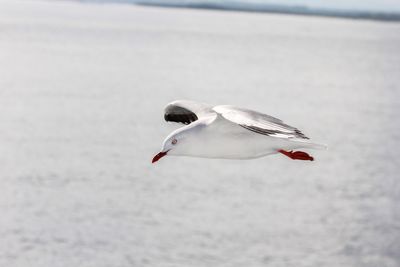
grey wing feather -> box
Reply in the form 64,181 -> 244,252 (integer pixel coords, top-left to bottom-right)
213,105 -> 309,139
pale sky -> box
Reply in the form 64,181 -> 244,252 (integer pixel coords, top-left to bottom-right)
251,0 -> 400,12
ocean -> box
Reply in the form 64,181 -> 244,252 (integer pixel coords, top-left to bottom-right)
0,0 -> 399,266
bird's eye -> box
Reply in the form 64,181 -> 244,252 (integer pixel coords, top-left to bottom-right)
171,139 -> 177,145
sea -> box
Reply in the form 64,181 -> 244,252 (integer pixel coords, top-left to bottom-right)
0,0 -> 399,266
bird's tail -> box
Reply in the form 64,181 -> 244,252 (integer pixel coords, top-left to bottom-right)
308,142 -> 328,150
293,139 -> 328,150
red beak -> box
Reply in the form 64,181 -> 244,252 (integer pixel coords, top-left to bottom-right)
152,151 -> 168,163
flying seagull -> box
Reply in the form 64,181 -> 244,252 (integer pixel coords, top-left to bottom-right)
152,100 -> 326,163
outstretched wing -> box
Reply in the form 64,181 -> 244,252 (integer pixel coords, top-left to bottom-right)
213,105 -> 309,139
164,100 -> 214,125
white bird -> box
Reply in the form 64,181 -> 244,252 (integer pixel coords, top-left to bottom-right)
152,100 -> 326,163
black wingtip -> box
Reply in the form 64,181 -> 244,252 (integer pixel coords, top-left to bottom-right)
164,106 -> 198,125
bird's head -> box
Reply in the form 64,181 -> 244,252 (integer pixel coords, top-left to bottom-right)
152,116 -> 211,163
152,132 -> 185,163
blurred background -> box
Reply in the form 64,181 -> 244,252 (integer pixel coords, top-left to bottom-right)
0,0 -> 399,266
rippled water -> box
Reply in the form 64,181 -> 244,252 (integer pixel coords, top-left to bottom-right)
0,1 -> 399,266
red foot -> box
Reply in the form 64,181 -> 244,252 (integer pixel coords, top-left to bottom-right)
278,149 -> 314,161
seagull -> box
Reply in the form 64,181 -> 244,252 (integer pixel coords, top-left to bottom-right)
152,100 -> 326,163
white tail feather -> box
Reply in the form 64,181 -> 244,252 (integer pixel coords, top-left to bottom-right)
292,139 -> 328,150
307,142 -> 328,150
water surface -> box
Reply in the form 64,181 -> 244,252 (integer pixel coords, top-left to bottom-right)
0,1 -> 399,266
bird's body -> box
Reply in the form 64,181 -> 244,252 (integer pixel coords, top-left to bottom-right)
152,100 -> 326,163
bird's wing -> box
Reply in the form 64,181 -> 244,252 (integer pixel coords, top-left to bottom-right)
164,100 -> 214,125
213,105 -> 310,139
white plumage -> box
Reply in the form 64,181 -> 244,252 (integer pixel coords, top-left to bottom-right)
152,100 -> 326,163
